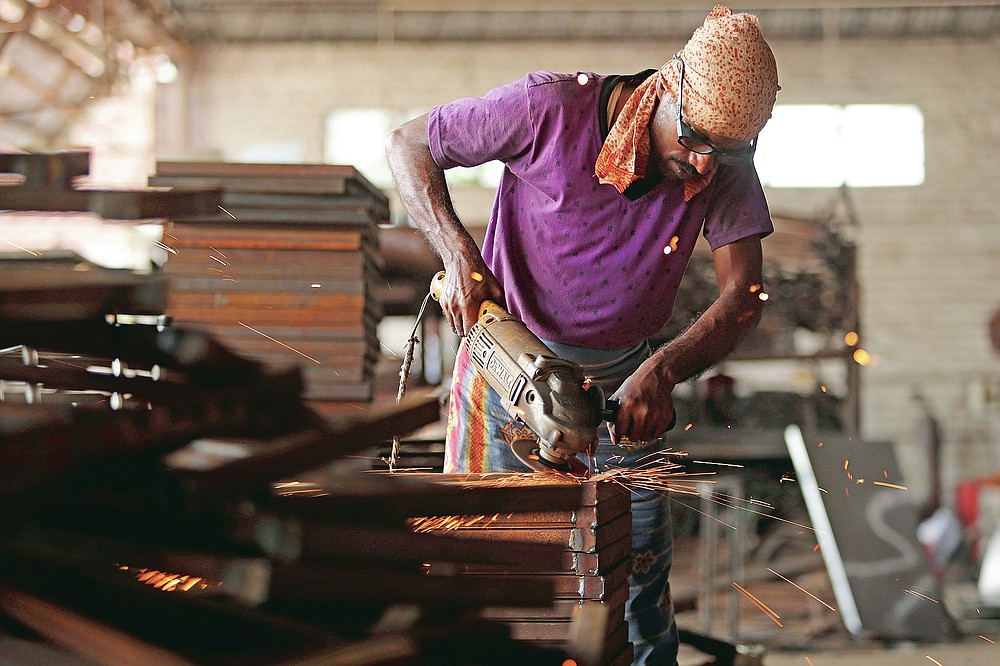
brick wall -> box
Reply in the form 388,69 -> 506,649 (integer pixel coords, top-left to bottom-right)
177,37 -> 1000,497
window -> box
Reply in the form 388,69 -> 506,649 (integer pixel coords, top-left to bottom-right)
754,104 -> 924,188
324,108 -> 503,192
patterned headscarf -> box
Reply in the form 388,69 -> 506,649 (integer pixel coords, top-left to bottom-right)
595,5 -> 780,200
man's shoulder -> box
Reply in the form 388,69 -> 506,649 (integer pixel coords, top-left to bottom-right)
522,70 -> 607,90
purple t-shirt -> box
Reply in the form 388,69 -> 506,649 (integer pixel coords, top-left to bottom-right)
428,70 -> 773,349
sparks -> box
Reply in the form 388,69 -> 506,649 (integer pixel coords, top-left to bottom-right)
153,240 -> 178,255
767,567 -> 837,611
873,481 -> 908,491
5,241 -> 39,255
237,321 -> 325,365
925,657 -> 943,666
844,331 -> 859,346
904,589 -> 939,604
218,205 -> 237,219
979,635 -> 995,644
853,348 -> 872,366
576,73 -> 589,86
692,460 -> 744,468
732,582 -> 783,626
209,255 -> 229,266
470,271 -> 483,282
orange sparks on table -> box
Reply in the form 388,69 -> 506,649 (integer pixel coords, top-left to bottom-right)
926,657 -> 943,666
732,582 -> 783,626
979,635 -> 995,644
844,331 -> 859,346
767,567 -> 837,611
209,255 -> 229,266
844,459 -> 849,470
238,321 -> 325,365
804,658 -> 814,666
684,423 -> 693,431
853,348 -> 872,366
120,566 -> 214,593
873,481 -> 909,491
218,205 -> 237,219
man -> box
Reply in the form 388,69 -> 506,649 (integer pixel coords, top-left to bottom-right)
386,5 -> 779,663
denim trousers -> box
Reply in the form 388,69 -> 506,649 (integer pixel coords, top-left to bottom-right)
444,338 -> 679,665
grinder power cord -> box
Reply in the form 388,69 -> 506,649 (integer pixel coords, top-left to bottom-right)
430,271 -> 626,476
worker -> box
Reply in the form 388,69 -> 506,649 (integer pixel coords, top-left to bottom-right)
386,5 -> 779,664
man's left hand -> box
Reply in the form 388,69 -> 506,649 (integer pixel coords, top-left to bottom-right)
607,356 -> 676,446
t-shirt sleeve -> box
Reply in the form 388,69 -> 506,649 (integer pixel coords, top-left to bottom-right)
428,76 -> 535,170
700,164 -> 774,251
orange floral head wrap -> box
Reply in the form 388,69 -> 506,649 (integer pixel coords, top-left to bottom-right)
595,5 -> 780,200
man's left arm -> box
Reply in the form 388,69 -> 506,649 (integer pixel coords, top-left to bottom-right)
609,235 -> 765,444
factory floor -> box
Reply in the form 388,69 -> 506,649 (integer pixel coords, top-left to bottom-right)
670,532 -> 1000,666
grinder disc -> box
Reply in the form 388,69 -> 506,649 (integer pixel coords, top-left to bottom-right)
511,439 -> 590,477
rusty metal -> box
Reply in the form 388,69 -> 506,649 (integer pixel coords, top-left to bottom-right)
240,511 -> 565,571
0,261 -> 167,323
0,367 -> 303,504
172,393 -> 441,507
0,151 -> 89,188
267,474 -> 589,524
1,187 -> 224,219
1,150 -> 223,218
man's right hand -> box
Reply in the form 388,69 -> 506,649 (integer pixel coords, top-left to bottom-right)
438,264 -> 504,337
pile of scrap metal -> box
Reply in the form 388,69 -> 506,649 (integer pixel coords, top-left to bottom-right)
0,153 -> 602,665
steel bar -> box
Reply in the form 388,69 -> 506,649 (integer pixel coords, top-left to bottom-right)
241,513 -> 565,571
0,367 -> 302,503
0,586 -> 193,666
0,553 -> 333,665
172,393 -> 441,506
0,263 -> 167,323
413,509 -> 631,554
0,187 -> 224,219
0,151 -> 90,188
266,474 -> 588,525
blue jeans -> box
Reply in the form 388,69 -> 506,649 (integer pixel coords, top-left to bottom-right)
445,338 -> 679,665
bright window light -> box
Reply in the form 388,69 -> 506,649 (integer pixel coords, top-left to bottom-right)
755,104 -> 924,188
324,108 -> 503,191
325,108 -> 395,187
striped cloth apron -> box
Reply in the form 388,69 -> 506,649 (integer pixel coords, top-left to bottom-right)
444,337 -> 679,665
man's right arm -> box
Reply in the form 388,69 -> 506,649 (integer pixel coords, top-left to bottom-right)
385,113 -> 503,336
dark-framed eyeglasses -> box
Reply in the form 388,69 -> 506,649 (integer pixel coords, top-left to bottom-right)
672,54 -> 757,167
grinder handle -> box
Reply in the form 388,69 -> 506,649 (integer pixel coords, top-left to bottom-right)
600,398 -> 677,432
429,271 -> 447,302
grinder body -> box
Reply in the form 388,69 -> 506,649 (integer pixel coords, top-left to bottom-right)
431,272 -> 610,473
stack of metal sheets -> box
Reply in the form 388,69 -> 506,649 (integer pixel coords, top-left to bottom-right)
150,161 -> 387,405
409,473 -> 636,665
